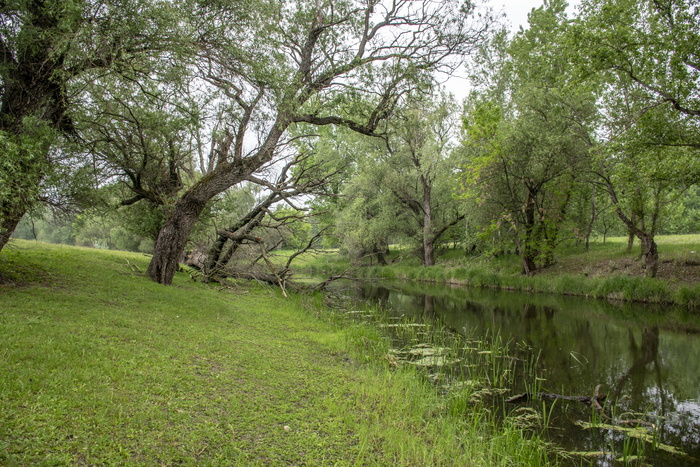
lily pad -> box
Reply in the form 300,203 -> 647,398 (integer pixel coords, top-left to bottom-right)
409,355 -> 461,367
577,422 -> 687,457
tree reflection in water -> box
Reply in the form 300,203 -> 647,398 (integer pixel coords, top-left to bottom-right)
340,279 -> 700,464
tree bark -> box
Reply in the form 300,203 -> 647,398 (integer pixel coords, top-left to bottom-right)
639,233 -> 659,278
147,122 -> 285,284
420,174 -> 435,266
520,192 -> 539,275
147,196 -> 208,285
603,177 -> 659,277
0,208 -> 25,252
585,184 -> 596,250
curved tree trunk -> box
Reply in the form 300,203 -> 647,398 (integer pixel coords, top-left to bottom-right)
146,124 -> 286,284
520,191 -> 539,275
147,196 -> 208,285
603,177 -> 659,278
421,176 -> 435,266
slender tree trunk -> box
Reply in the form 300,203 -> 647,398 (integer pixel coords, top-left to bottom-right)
639,233 -> 659,278
627,230 -> 635,251
521,193 -> 538,275
204,235 -> 229,273
627,210 -> 639,252
422,180 -> 434,266
205,210 -> 266,275
585,185 -> 596,250
603,177 -> 659,278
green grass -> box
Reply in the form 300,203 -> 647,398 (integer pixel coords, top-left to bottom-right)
0,240 -> 552,466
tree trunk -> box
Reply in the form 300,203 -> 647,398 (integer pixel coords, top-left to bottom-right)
639,233 -> 659,278
374,247 -> 388,266
205,197 -> 272,275
147,196 -> 208,285
585,184 -> 596,250
422,180 -> 434,266
603,178 -> 659,278
627,230 -> 635,251
0,209 -> 26,253
146,123 -> 286,285
520,192 -> 538,275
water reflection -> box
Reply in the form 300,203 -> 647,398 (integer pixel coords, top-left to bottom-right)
341,280 -> 700,465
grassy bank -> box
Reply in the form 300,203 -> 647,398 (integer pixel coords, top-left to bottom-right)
0,240 -> 551,466
290,235 -> 700,307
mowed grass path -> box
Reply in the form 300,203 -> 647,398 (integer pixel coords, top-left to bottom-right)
0,241 -> 486,466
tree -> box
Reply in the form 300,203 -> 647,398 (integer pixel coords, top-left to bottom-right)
335,159 -> 401,265
0,0 -> 81,251
202,151 -> 345,278
592,99 -> 699,276
140,0 -> 492,284
572,0 -> 700,276
459,1 -> 594,274
383,95 -> 465,266
0,0 -> 187,252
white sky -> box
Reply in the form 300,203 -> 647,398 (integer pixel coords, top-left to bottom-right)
496,0 -> 581,30
445,0 -> 581,100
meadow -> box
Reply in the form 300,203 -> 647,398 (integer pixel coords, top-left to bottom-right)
0,240 -> 551,466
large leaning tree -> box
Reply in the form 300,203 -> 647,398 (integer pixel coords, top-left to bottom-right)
137,0 -> 492,284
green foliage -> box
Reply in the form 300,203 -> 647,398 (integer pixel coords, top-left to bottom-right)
330,93 -> 466,265
458,3 -> 595,272
0,120 -> 57,230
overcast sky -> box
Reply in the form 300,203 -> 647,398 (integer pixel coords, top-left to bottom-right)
495,0 -> 581,30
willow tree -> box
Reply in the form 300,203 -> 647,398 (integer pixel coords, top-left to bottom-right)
0,0 -> 187,252
459,0 -> 594,274
380,96 -> 465,266
143,0 -> 492,284
572,0 -> 700,276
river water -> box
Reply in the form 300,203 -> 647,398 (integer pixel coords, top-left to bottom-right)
334,279 -> 700,466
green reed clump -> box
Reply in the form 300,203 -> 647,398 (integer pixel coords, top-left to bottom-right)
593,275 -> 673,303
676,283 -> 700,308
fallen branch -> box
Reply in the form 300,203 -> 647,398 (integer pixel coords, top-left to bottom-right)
506,385 -> 607,411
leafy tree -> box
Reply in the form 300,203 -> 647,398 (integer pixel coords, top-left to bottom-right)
0,0 -> 188,252
335,162 -> 399,265
0,0 -> 79,250
135,0 -> 492,284
572,0 -> 700,275
382,95 -> 465,265
328,93 -> 466,266
592,99 -> 699,275
459,1 -> 594,274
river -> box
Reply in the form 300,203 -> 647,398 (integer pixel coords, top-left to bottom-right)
332,279 -> 700,466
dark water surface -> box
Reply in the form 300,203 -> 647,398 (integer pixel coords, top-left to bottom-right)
336,279 -> 700,466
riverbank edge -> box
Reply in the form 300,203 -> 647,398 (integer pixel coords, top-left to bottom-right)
0,240 -> 552,466
304,261 -> 700,308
